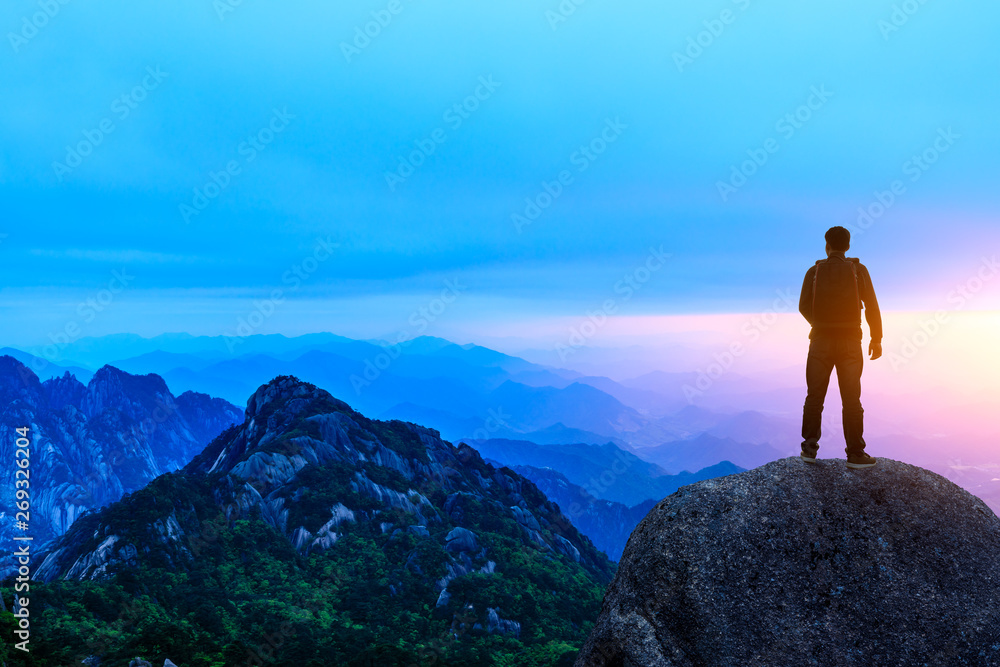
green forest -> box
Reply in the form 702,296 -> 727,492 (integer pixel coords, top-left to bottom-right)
2,462 -> 609,666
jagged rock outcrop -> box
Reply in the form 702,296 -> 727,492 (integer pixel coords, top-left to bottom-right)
576,457 -> 1000,667
479,607 -> 522,638
445,527 -> 478,553
0,356 -> 242,576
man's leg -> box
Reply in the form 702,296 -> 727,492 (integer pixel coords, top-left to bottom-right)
835,338 -> 866,456
802,337 -> 835,458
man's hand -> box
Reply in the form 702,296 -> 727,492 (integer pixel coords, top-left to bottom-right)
869,340 -> 883,361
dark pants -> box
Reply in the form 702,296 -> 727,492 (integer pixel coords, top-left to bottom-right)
801,336 -> 866,456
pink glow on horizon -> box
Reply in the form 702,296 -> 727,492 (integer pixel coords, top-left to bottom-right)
481,309 -> 1000,450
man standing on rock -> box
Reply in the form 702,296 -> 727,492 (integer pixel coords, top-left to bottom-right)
798,226 -> 882,469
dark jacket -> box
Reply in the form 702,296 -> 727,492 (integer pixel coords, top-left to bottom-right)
799,251 -> 882,341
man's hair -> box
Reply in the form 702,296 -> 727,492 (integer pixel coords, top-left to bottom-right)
825,226 -> 851,251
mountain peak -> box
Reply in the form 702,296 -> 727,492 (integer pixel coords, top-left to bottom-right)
89,364 -> 170,393
83,365 -> 173,418
0,354 -> 43,396
244,374 -> 350,422
577,457 -> 1000,666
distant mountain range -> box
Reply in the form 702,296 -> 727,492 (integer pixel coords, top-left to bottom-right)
634,433 -> 788,474
0,347 -> 94,383
464,438 -> 743,506
22,331 -> 993,510
1,331 -> 796,579
21,332 -> 989,509
12,333 -> 799,464
26,375 -> 615,665
0,355 -> 242,576
506,465 -> 657,562
465,437 -> 744,560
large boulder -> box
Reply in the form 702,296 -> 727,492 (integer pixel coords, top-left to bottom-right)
576,457 -> 1000,667
445,527 -> 478,553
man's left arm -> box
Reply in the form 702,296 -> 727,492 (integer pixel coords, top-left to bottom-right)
860,263 -> 883,359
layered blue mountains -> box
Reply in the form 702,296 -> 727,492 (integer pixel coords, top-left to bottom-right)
2,333 -> 794,569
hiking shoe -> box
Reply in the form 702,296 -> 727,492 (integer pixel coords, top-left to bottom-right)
846,452 -> 877,469
800,444 -> 819,463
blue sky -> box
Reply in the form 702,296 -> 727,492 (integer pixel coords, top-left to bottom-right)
1,0 -> 998,347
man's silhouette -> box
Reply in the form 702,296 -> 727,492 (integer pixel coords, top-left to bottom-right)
798,226 -> 882,469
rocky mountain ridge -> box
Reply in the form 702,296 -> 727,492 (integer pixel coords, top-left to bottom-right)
39,375 -> 613,581
29,375 -> 615,663
0,356 -> 242,571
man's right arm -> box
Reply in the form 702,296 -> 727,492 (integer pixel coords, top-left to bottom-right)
799,266 -> 816,325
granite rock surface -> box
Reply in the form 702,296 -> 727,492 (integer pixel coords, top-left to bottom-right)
576,457 -> 1000,667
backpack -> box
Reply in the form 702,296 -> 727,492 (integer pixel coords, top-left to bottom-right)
812,257 -> 862,327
